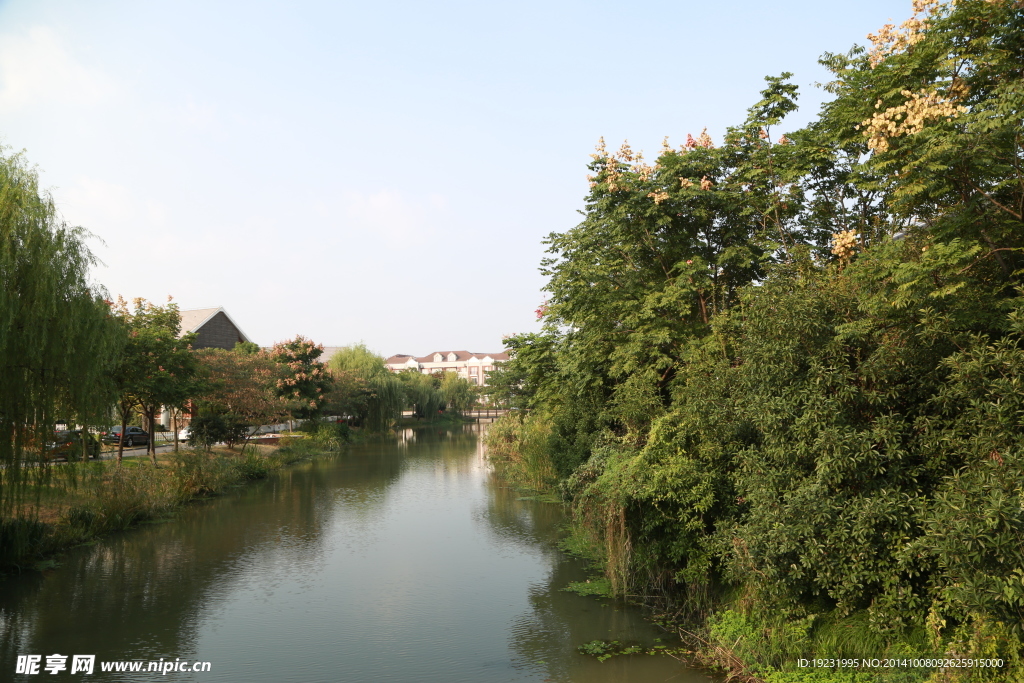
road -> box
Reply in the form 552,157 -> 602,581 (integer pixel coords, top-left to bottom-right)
96,437 -> 181,460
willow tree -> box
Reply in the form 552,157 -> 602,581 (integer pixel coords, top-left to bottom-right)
328,345 -> 403,431
398,370 -> 444,418
0,149 -> 123,512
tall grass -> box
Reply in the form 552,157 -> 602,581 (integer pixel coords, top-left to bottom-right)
0,438 -> 349,573
484,411 -> 558,492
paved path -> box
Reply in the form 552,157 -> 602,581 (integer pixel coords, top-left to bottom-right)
97,437 -> 181,460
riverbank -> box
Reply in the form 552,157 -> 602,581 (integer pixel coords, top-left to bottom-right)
396,412 -> 477,428
0,435 -> 347,575
483,415 -> 1024,683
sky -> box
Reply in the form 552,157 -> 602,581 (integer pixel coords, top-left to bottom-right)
0,0 -> 913,356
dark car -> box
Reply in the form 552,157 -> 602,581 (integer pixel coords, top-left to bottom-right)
43,430 -> 101,461
101,425 -> 150,447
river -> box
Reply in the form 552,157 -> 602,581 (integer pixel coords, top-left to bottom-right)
0,424 -> 713,682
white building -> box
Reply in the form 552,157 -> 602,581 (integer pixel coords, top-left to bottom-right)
384,350 -> 509,386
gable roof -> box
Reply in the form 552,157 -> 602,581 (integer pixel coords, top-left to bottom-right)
178,307 -> 252,344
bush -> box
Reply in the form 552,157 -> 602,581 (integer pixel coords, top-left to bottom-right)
169,449 -> 236,499
484,411 -> 557,492
187,415 -> 247,449
234,450 -> 271,480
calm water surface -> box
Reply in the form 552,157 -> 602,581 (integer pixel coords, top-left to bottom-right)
0,425 -> 712,682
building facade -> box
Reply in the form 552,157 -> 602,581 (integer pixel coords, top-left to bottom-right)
384,350 -> 509,386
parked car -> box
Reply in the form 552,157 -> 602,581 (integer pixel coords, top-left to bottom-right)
43,430 -> 101,461
177,426 -> 192,443
101,425 -> 150,447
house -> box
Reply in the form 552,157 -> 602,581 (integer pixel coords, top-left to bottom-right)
178,307 -> 252,350
384,350 -> 509,386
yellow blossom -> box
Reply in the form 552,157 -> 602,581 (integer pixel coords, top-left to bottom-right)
861,88 -> 967,152
831,229 -> 859,263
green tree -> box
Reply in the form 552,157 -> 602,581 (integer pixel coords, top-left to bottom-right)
327,344 -> 403,431
0,148 -> 123,509
398,370 -> 444,418
484,333 -> 559,410
439,371 -> 475,415
491,1 -> 1024,675
194,346 -> 291,449
817,0 -> 1024,262
109,297 -> 201,465
269,336 -> 332,420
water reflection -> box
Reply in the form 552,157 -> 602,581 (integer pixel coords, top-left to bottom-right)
0,425 -> 710,682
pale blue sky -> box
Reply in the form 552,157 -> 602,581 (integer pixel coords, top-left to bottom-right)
0,0 -> 910,354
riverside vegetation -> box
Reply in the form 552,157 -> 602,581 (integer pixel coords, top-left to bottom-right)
0,425 -> 351,573
486,1 -> 1024,681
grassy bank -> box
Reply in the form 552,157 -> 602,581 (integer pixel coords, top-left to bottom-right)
0,431 -> 348,575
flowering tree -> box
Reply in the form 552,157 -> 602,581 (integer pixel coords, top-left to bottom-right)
194,347 -> 293,449
270,336 -> 332,420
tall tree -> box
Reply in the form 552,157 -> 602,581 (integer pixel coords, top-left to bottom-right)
109,297 -> 201,465
270,336 -> 332,421
0,148 -> 122,509
328,344 -> 403,431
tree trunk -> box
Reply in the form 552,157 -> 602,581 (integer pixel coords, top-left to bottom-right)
116,408 -> 129,465
147,406 -> 158,466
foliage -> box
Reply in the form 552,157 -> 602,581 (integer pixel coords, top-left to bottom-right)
398,370 -> 445,418
186,414 -> 246,450
270,335 -> 332,420
298,419 -> 351,450
491,0 -> 1024,678
321,366 -> 372,422
233,340 -> 260,355
399,369 -> 477,417
109,297 -> 202,464
576,639 -> 684,663
439,371 -> 476,414
484,410 -> 558,492
0,148 -> 123,511
327,344 -> 403,431
194,346 -> 291,446
562,577 -> 612,598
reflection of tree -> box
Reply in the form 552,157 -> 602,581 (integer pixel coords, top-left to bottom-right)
483,473 -> 702,683
477,482 -> 565,554
0,446 -> 408,675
